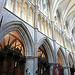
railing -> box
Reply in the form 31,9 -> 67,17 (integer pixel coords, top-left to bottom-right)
5,0 -> 75,53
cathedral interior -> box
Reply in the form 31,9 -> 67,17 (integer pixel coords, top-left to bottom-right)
0,0 -> 75,75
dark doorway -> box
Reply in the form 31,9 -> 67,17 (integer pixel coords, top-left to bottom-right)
38,45 -> 50,75
0,31 -> 26,75
0,45 -> 26,75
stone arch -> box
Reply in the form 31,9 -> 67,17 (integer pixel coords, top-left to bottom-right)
0,21 -> 34,56
38,37 -> 54,63
57,48 -> 67,66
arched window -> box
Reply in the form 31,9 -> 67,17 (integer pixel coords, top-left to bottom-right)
38,14 -> 41,31
15,0 -> 22,17
45,21 -> 48,35
29,8 -> 33,26
6,0 -> 15,12
48,23 -> 52,38
41,18 -> 45,33
22,3 -> 28,22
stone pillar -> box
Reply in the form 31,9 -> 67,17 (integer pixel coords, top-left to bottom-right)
51,21 -> 57,63
62,33 -> 70,75
62,33 -> 69,67
64,68 -> 70,75
64,48 -> 71,75
70,41 -> 75,66
34,28 -> 38,75
24,56 -> 34,75
50,65 -> 53,75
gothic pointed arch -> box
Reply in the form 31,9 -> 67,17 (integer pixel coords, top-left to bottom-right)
57,48 -> 67,66
0,21 -> 34,56
38,37 -> 54,63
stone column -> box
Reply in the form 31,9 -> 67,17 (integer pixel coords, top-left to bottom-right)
64,48 -> 71,75
70,41 -> 75,66
24,56 -> 34,75
34,28 -> 38,75
64,68 -> 69,75
50,65 -> 53,75
62,33 -> 69,67
51,21 -> 57,63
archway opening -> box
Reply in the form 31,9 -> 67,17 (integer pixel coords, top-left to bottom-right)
57,52 -> 62,67
0,31 -> 25,75
68,54 -> 73,67
38,45 -> 50,75
68,54 -> 74,75
57,50 -> 65,75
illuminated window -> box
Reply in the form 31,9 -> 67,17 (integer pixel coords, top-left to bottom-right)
45,21 -> 48,35
29,8 -> 33,26
48,23 -> 52,38
22,3 -> 28,22
41,18 -> 45,33
38,14 -> 41,31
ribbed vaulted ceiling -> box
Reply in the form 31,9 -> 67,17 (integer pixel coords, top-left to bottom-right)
52,0 -> 75,40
